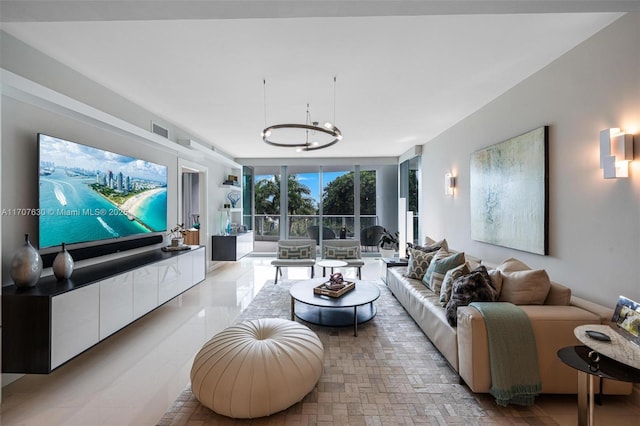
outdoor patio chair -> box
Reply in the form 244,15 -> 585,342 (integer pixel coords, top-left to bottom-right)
360,225 -> 385,252
306,225 -> 337,245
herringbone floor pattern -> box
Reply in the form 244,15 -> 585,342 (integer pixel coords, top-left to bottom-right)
158,279 -> 560,425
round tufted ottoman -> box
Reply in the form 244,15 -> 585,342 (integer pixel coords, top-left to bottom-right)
190,318 -> 324,418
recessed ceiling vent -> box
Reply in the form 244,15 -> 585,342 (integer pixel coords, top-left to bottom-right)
151,121 -> 169,139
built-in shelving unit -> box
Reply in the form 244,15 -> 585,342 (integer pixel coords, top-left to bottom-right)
219,184 -> 241,191
2,246 -> 205,374
212,168 -> 254,260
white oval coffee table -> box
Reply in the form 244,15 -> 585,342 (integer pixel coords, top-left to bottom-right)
290,278 -> 380,336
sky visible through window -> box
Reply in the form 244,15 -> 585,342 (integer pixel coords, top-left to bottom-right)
255,171 -> 347,205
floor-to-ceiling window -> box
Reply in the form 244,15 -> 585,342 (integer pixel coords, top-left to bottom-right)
400,155 -> 420,245
286,167 -> 319,239
286,166 -> 354,247
357,167 -> 380,252
242,166 -> 253,230
253,167 -> 281,242
321,166 -> 354,238
250,162 -> 395,254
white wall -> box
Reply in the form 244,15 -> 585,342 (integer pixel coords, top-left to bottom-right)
376,164 -> 399,233
0,95 -> 180,283
0,30 -> 241,281
0,31 -> 210,148
421,13 -> 640,307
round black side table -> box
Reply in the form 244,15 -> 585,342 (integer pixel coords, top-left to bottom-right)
557,345 -> 640,426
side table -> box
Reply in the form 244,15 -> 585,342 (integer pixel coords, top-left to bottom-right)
381,257 -> 408,284
381,257 -> 408,268
316,259 -> 348,277
557,345 -> 640,426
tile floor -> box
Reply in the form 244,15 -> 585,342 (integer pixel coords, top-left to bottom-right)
1,257 -> 638,425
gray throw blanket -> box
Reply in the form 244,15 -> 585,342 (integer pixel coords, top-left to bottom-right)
469,302 -> 542,407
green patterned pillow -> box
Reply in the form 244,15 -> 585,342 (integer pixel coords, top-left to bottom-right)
324,246 -> 360,259
403,248 -> 435,280
278,245 -> 311,259
423,250 -> 465,293
422,248 -> 449,287
439,262 -> 471,306
429,251 -> 466,293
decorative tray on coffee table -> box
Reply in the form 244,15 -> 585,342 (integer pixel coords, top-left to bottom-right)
313,281 -> 355,298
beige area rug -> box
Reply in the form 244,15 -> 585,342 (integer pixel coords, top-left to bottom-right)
158,279 -> 558,425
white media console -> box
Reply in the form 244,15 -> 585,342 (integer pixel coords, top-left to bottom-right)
2,246 -> 206,374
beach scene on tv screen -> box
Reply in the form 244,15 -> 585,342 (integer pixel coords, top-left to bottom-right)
38,134 -> 168,249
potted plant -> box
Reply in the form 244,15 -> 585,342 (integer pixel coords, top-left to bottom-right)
378,228 -> 399,258
168,223 -> 186,247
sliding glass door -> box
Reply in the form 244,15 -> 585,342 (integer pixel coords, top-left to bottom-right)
321,166 -> 353,239
400,156 -> 420,245
253,167 -> 281,241
251,163 -> 394,253
286,167 -> 320,240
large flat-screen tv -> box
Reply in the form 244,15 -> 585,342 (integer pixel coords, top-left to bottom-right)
38,133 -> 168,250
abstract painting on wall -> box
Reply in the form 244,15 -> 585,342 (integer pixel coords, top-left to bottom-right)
470,126 -> 548,255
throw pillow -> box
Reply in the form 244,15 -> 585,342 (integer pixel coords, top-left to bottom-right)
439,262 -> 471,307
423,237 -> 449,253
406,242 -> 440,253
409,238 -> 446,253
324,246 -> 360,259
465,254 -> 482,269
422,248 -> 449,287
487,268 -> 503,297
278,245 -> 311,259
425,251 -> 466,293
424,236 -> 437,245
445,266 -> 498,327
403,248 -> 436,280
498,269 -> 551,305
497,257 -> 531,273
544,282 -> 572,306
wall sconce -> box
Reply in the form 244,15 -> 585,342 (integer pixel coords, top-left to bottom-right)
445,173 -> 456,196
600,128 -> 634,179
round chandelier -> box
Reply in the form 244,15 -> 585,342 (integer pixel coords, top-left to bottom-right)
261,78 -> 343,152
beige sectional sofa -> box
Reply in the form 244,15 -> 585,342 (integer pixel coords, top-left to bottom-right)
385,246 -> 631,395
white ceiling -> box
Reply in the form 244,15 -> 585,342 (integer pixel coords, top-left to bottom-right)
0,1 -> 633,160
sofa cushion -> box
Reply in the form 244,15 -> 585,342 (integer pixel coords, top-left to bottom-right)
422,248 -> 448,286
498,269 -> 551,305
408,239 -> 444,253
423,237 -> 449,252
278,245 -> 311,259
497,257 -> 531,272
445,266 -> 498,326
424,251 -> 466,293
407,243 -> 440,254
544,282 -> 572,306
488,269 -> 503,296
440,262 -> 471,307
403,248 -> 436,280
324,246 -> 360,259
